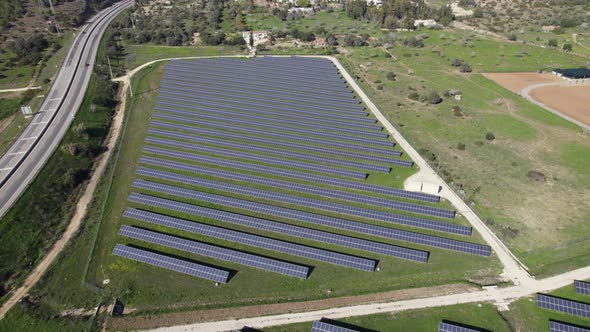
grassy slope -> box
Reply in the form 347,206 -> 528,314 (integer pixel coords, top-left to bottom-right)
335,28 -> 590,276
265,303 -> 511,332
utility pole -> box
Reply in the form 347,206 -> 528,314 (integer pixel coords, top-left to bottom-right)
47,0 -> 62,36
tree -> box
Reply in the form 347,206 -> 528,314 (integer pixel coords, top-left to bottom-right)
451,58 -> 464,66
459,63 -> 472,73
344,0 -> 368,20
426,91 -> 442,104
507,33 -> 517,41
563,43 -> 573,51
548,39 -> 558,47
485,132 -> 495,141
249,31 -> 254,47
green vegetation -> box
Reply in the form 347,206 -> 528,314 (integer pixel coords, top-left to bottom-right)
125,44 -> 245,69
505,281 -> 590,331
336,27 -> 590,276
266,303 -> 511,331
0,305 -> 90,332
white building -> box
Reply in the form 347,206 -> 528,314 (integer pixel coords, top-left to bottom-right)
414,19 -> 437,28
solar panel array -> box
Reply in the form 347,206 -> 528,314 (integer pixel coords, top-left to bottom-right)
537,293 -> 590,318
132,178 -> 469,235
112,57 -> 491,280
438,322 -> 481,332
112,244 -> 229,283
575,280 -> 590,295
311,321 -> 359,332
549,320 -> 590,332
122,204 -> 376,271
119,225 -> 309,278
137,160 -> 452,218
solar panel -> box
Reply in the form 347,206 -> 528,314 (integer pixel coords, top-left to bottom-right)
158,85 -> 363,114
148,127 -> 402,164
159,79 -> 361,108
156,98 -> 380,130
118,225 -> 310,278
549,320 -> 590,332
311,320 -> 359,332
142,146 -> 438,203
537,293 -> 590,318
145,137 -> 369,179
145,132 -> 393,173
124,205 -> 429,262
128,190 -> 488,256
154,105 -> 387,138
438,321 -> 481,332
575,280 -> 590,295
151,119 -> 394,155
122,206 -> 376,271
112,244 -> 229,283
152,112 -> 393,148
138,160 -> 451,218
132,178 -> 466,235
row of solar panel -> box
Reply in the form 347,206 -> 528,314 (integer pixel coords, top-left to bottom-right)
130,182 -> 489,256
311,320 -> 358,332
575,280 -> 590,296
145,137 -> 370,179
156,92 -> 370,122
132,178 -> 467,235
537,293 -> 590,318
112,244 -> 230,283
154,104 -> 387,138
159,78 -> 360,108
438,321 -> 481,332
151,119 -> 395,156
167,61 -> 347,86
139,150 -> 438,203
155,98 -> 379,129
137,159 -> 451,218
119,225 -> 310,278
152,108 -> 393,148
123,204 -> 377,271
148,127 -> 402,165
160,78 -> 364,111
165,64 -> 352,94
158,84 -> 363,114
549,320 -> 590,332
155,105 -> 389,139
146,131 -> 394,173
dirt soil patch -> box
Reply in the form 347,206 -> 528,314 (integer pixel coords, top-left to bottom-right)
109,283 -> 477,330
483,72 -> 562,93
529,85 -> 590,127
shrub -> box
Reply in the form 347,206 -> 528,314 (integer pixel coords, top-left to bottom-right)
386,72 -> 396,81
451,58 -> 464,66
459,63 -> 472,73
563,43 -> 573,51
376,85 -> 383,90
426,91 -> 442,104
508,33 -> 517,41
457,142 -> 466,150
547,39 -> 558,47
485,131 -> 495,141
408,92 -> 420,100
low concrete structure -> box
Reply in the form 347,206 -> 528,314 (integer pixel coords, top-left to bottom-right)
414,19 -> 437,28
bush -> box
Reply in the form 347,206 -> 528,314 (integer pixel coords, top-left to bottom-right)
459,63 -> 472,73
451,58 -> 464,66
386,72 -> 396,81
426,91 -> 442,104
457,142 -> 466,150
485,131 -> 495,141
408,92 -> 420,101
563,43 -> 573,51
376,84 -> 383,90
507,33 -> 517,41
547,39 -> 558,47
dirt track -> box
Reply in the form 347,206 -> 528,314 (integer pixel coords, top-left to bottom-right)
530,85 -> 590,127
483,72 -> 562,93
109,284 -> 476,330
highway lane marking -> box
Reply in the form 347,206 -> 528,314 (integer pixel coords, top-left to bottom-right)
30,121 -> 49,126
0,167 -> 13,171
6,152 -> 26,156
20,136 -> 38,141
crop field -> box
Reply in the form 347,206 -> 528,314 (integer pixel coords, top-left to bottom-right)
334,28 -> 590,276
87,57 -> 502,313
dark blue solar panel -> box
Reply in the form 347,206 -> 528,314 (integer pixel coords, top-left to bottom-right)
549,320 -> 590,332
124,207 -> 428,262
148,127 -> 402,163
141,147 -> 438,203
151,120 -> 394,155
156,98 -> 380,130
135,170 -> 460,235
118,225 -> 309,278
438,321 -> 481,332
112,244 -> 229,283
138,159 -> 451,218
154,105 -> 387,138
145,133 -> 392,173
130,182 -> 489,256
537,293 -> 590,318
122,205 -> 376,271
575,280 -> 590,296
152,112 -> 393,147
145,137 -> 369,179
311,320 -> 359,332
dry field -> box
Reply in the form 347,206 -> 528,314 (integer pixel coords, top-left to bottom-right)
530,85 -> 590,127
482,72 -> 562,93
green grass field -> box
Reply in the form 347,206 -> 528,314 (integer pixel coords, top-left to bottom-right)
124,45 -> 246,69
265,303 -> 511,331
332,27 -> 590,276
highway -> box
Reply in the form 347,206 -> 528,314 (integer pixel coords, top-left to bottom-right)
0,0 -> 131,218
